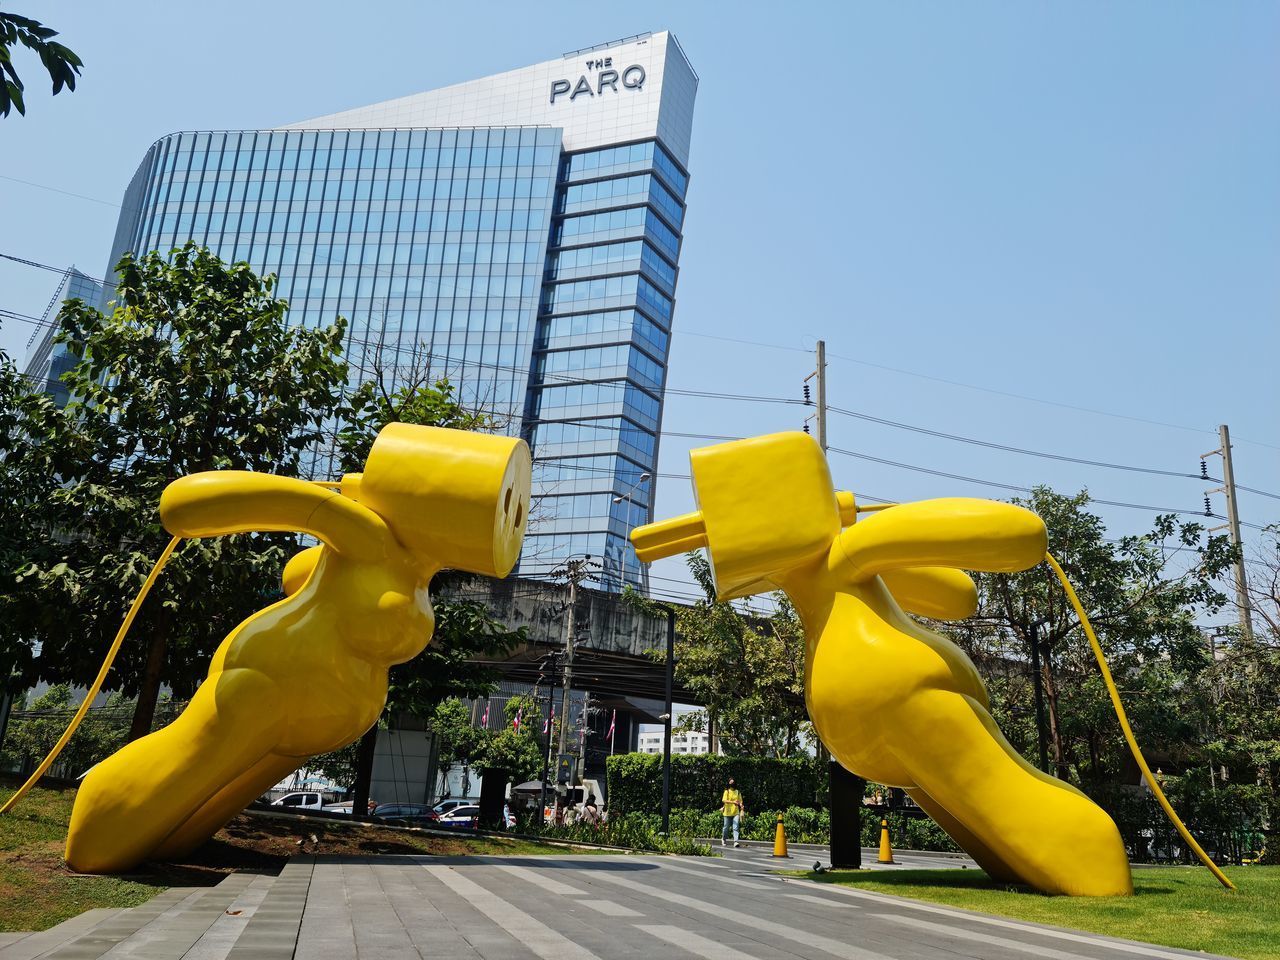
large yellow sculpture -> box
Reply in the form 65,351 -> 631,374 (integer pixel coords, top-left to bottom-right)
632,431 -> 1132,896
64,424 -> 530,874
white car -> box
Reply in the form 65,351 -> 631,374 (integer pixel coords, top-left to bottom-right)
436,804 -> 515,830
271,791 -> 325,810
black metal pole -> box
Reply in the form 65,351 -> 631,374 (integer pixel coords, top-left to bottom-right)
1029,623 -> 1050,774
661,606 -> 674,833
351,722 -> 378,817
0,689 -> 12,756
540,675 -> 554,825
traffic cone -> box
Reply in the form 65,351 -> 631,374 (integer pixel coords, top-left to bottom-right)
772,814 -> 789,858
878,818 -> 896,864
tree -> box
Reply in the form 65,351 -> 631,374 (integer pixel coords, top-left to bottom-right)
629,554 -> 809,758
940,487 -> 1236,789
427,698 -> 483,795
0,12 -> 82,117
0,685 -> 130,777
0,353 -> 64,690
5,244 -> 350,739
474,694 -> 544,784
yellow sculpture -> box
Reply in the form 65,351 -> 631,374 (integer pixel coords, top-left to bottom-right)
632,431 -> 1132,896
64,423 -> 530,874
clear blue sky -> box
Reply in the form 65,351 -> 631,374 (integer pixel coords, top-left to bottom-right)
2,2 -> 1276,612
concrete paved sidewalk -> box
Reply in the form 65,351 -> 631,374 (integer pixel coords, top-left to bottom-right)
0,854 -> 1240,959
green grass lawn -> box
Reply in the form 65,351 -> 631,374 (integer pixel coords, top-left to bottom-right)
0,780 -> 594,933
791,865 -> 1278,960
0,783 -> 162,932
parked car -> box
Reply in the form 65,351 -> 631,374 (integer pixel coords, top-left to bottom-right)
322,799 -> 378,816
432,804 -> 516,830
436,804 -> 481,829
270,791 -> 325,811
431,799 -> 471,817
371,802 -> 438,826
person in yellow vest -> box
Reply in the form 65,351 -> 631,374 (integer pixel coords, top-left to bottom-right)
720,778 -> 746,847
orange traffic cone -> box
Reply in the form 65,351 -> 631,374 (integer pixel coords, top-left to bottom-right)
772,814 -> 790,858
878,818 -> 896,864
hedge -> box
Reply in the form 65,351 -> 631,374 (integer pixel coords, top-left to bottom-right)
606,753 -> 819,815
559,805 -> 961,852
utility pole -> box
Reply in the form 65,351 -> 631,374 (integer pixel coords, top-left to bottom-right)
816,339 -> 827,454
1203,424 -> 1253,640
554,555 -> 596,775
803,340 -> 828,453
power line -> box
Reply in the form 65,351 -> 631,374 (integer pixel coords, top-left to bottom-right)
824,402 -> 1226,483
0,253 -> 109,286
827,445 -> 1266,530
6,250 -> 1277,492
0,174 -> 121,209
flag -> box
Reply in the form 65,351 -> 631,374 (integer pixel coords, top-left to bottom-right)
513,707 -> 522,734
607,709 -> 616,740
480,700 -> 489,727
543,705 -> 555,735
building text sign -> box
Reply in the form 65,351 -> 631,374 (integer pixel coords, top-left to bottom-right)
550,57 -> 646,104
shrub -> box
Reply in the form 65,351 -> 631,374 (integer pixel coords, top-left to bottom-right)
520,812 -> 712,856
606,753 -> 819,815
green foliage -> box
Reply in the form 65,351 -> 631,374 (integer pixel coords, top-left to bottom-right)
521,813 -> 712,855
306,741 -> 360,793
0,686 -> 133,778
626,554 -> 808,757
0,12 -> 82,118
941,487 -> 1236,789
1,245 -> 350,735
474,729 -> 544,784
385,587 -> 525,720
335,371 -> 489,475
605,752 -> 819,815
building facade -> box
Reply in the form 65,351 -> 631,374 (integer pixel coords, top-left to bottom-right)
637,728 -> 716,756
22,266 -> 104,406
102,32 -> 697,587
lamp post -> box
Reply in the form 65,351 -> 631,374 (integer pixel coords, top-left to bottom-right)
611,471 -> 651,591
660,605 -> 674,834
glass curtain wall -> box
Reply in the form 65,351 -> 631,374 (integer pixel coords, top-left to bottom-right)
108,126 -> 562,476
525,139 -> 689,589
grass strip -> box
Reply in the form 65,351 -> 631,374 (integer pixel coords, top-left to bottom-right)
787,865 -> 1278,960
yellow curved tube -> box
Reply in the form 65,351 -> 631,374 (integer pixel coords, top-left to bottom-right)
0,536 -> 182,816
60,424 -> 530,873
1045,552 -> 1234,890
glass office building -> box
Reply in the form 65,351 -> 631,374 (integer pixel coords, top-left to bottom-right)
103,31 -> 696,589
22,267 -> 104,407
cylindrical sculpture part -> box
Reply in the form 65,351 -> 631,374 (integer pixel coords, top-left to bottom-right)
342,423 -> 531,577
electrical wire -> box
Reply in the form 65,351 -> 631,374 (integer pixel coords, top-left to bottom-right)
1045,552 -> 1234,890
0,536 -> 182,816
6,251 -> 1277,499
0,175 -> 121,209
824,402 -> 1227,483
828,445 -> 1267,530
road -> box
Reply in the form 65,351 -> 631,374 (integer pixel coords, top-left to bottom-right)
703,839 -> 979,873
1,851 -> 1235,959
280,853 -> 1228,959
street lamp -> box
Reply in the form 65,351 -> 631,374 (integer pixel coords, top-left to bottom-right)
611,472 -> 651,590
